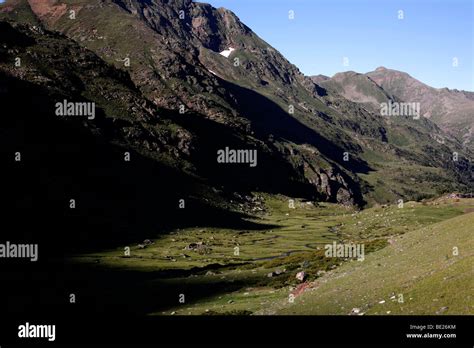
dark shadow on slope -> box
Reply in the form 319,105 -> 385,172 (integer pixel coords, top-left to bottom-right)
0,72 -> 277,256
0,21 -> 35,47
0,71 -> 285,318
159,88 -> 368,206
165,109 -> 324,200
165,79 -> 368,205
2,259 -> 264,318
219,79 -> 372,175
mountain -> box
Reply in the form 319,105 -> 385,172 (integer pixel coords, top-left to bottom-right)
314,70 -> 397,113
310,74 -> 330,85
1,0 -> 473,213
314,67 -> 474,147
367,67 -> 474,147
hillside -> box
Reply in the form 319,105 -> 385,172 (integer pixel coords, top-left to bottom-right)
271,210 -> 474,315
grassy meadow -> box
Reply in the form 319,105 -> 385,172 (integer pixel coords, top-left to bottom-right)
67,195 -> 474,315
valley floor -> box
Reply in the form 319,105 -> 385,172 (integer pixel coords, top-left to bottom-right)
68,195 -> 474,315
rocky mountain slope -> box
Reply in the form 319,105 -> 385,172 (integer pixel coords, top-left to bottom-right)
319,67 -> 474,148
1,0 -> 473,212
314,70 -> 397,113
367,67 -> 474,148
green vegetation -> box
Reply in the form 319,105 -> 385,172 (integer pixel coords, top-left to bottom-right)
275,204 -> 474,315
69,195 -> 474,315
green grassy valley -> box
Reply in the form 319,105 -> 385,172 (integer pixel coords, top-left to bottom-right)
67,195 -> 474,315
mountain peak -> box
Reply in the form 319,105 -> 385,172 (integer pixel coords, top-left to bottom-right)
375,66 -> 387,71
310,74 -> 330,84
333,70 -> 358,77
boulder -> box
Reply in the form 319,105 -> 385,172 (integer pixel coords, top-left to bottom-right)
143,239 -> 154,245
296,271 -> 306,282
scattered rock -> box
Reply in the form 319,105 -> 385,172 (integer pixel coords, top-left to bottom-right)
184,242 -> 211,254
350,308 -> 361,315
436,306 -> 449,314
296,271 -> 306,282
267,268 -> 286,277
143,239 -> 154,245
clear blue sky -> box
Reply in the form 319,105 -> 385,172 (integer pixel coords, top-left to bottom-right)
205,0 -> 473,91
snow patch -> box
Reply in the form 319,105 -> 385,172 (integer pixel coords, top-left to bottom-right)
219,47 -> 235,58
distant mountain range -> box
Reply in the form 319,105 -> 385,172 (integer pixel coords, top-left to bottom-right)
314,67 -> 474,148
1,0 -> 473,218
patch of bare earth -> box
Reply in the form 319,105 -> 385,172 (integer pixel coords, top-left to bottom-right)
291,282 -> 312,298
27,0 -> 67,25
